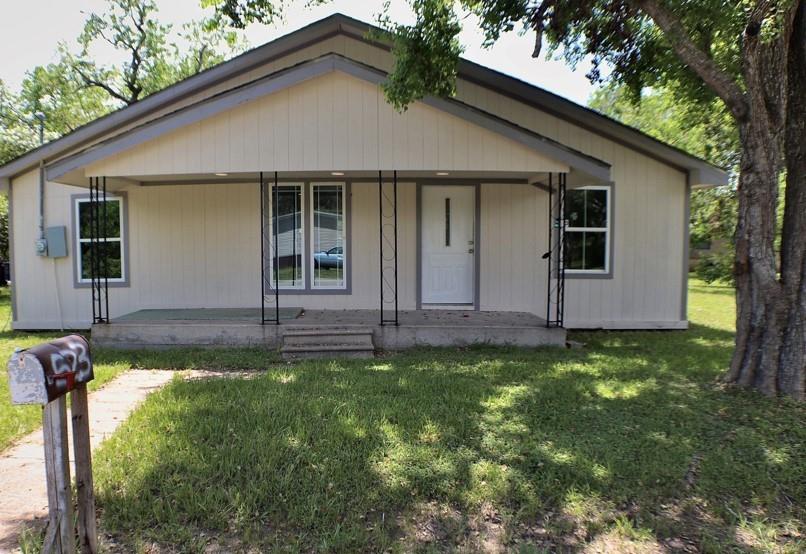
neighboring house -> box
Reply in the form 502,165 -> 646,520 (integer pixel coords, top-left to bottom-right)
0,14 -> 726,351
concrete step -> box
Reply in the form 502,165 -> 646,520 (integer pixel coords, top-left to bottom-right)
280,329 -> 375,360
280,343 -> 375,360
282,326 -> 374,334
283,331 -> 374,347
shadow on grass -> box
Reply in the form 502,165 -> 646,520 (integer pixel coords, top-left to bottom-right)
91,323 -> 805,552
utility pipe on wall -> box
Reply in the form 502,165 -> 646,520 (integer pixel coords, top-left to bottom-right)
35,112 -> 46,240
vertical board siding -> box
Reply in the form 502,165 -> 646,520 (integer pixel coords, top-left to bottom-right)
479,184 -> 547,315
85,72 -> 567,177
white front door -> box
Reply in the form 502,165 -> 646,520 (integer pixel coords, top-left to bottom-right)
421,185 -> 475,305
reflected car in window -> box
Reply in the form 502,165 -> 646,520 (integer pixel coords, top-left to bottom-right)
313,246 -> 344,269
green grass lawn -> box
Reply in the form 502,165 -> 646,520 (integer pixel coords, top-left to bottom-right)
83,279 -> 805,553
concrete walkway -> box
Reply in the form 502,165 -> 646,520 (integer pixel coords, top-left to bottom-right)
0,369 -> 177,551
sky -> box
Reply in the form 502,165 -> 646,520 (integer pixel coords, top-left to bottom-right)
0,0 -> 602,106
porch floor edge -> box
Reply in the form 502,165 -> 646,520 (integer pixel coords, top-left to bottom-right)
91,311 -> 567,350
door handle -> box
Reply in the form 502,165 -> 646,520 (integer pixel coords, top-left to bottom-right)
468,248 -> 474,254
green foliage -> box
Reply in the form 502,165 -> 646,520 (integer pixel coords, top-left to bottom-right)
377,0 -> 463,110
590,84 -> 739,284
588,84 -> 738,170
67,0 -> 175,104
0,61 -> 113,167
63,0 -> 248,106
695,251 -> 735,285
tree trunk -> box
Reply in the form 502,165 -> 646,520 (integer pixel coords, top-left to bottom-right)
727,2 -> 806,401
778,0 -> 806,400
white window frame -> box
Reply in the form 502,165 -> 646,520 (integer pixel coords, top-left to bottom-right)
564,185 -> 611,275
74,196 -> 126,285
310,182 -> 348,291
268,182 -> 306,290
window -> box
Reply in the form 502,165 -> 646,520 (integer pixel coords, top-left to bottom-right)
564,186 -> 610,273
269,184 -> 305,289
311,183 -> 346,289
265,182 -> 349,292
74,196 -> 126,284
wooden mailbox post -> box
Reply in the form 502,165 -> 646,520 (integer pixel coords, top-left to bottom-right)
7,335 -> 98,554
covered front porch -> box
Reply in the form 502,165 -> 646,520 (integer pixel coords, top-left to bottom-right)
73,168 -> 580,351
91,307 -> 566,350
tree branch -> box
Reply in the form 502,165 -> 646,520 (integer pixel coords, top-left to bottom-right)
530,1 -> 554,58
72,63 -> 131,105
635,0 -> 749,120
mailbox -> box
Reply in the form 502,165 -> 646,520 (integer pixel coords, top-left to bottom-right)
7,335 -> 94,405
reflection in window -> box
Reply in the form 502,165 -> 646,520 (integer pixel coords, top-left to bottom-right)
311,183 -> 346,289
75,197 -> 124,282
270,184 -> 304,289
564,187 -> 610,272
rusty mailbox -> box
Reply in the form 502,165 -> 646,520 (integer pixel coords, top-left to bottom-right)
7,334 -> 99,553
8,335 -> 94,405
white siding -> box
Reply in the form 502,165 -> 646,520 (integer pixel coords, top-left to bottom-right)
85,72 -> 567,177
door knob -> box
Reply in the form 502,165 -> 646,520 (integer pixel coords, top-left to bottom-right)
468,248 -> 474,254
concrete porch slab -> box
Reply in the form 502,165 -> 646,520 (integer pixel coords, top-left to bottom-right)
91,309 -> 567,350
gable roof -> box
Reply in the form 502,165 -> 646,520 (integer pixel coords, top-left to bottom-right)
48,54 -> 610,183
0,13 -> 727,187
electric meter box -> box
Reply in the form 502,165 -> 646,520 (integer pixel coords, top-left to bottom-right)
44,226 -> 68,258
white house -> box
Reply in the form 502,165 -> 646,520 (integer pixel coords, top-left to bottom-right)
0,14 -> 727,353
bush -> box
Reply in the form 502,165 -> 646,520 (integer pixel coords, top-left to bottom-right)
694,251 -> 735,285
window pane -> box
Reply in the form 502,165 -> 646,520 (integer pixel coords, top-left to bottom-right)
565,231 -> 606,271
80,241 -> 122,280
271,185 -> 304,288
565,190 -> 586,227
583,232 -> 607,270
564,189 -> 607,228
565,231 -> 585,270
312,184 -> 345,288
585,190 -> 608,228
78,199 -> 121,239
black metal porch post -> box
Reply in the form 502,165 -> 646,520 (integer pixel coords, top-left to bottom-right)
378,171 -> 384,325
378,171 -> 399,326
546,173 -> 553,327
393,170 -> 399,325
88,176 -> 109,324
260,171 -> 265,324
558,173 -> 567,327
274,171 -> 280,325
103,176 -> 109,321
89,177 -> 96,324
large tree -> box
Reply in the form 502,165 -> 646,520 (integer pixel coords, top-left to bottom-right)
212,0 -> 805,400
